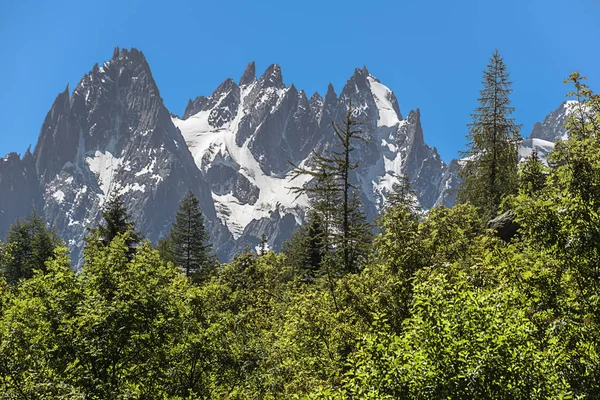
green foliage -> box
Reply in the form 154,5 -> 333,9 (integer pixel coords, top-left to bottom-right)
458,50 -> 521,220
290,104 -> 372,274
168,191 -> 214,282
519,149 -> 547,196
283,210 -> 327,280
385,173 -> 420,215
91,192 -> 142,255
5,70 -> 600,399
1,212 -> 62,284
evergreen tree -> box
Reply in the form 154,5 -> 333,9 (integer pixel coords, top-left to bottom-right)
94,192 -> 141,250
156,236 -> 176,265
385,173 -> 421,216
1,213 -> 61,284
290,104 -> 372,273
258,234 -> 268,256
458,50 -> 521,220
169,191 -> 213,281
519,149 -> 547,196
283,210 -> 327,280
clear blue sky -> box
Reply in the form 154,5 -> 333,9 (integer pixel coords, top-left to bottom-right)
1,0 -> 598,162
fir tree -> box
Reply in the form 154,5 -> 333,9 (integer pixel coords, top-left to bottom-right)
1,213 -> 61,284
290,104 -> 372,273
95,192 -> 141,248
88,193 -> 142,263
519,149 -> 546,196
385,173 -> 420,216
283,210 -> 327,280
169,191 -> 213,281
458,50 -> 521,220
258,234 -> 268,256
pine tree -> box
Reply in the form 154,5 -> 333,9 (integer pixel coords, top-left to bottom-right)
519,149 -> 546,196
96,192 -> 141,247
385,173 -> 420,216
169,191 -> 213,281
1,213 -> 61,284
290,104 -> 371,273
458,50 -> 521,220
283,210 -> 327,280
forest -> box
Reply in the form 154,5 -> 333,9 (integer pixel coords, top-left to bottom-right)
1,52 -> 600,399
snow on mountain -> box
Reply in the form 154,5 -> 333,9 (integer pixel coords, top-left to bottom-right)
174,64 -> 447,243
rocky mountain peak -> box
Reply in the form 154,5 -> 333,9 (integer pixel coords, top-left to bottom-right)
325,83 -> 337,101
258,64 -> 284,89
530,100 -> 574,142
183,96 -> 207,119
240,61 -> 256,86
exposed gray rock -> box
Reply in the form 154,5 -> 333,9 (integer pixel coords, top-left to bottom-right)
28,47 -> 226,264
487,210 -> 519,242
10,53 -> 576,263
183,96 -> 206,119
239,61 -> 256,86
0,149 -> 42,238
530,101 -> 573,142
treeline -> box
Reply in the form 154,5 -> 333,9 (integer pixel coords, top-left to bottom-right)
1,51 -> 600,398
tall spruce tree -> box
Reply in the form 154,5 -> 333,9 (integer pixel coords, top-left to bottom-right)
519,149 -> 547,196
290,104 -> 372,273
458,50 -> 521,220
1,213 -> 61,284
169,191 -> 213,281
282,210 -> 327,280
93,192 -> 141,252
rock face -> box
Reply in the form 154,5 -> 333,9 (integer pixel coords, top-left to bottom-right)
530,101 -> 574,142
0,149 -> 42,238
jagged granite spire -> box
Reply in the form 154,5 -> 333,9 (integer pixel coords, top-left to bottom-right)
258,64 -> 284,89
240,61 -> 256,86
183,96 -> 207,119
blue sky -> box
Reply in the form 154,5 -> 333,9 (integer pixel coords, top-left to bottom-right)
1,0 -> 598,162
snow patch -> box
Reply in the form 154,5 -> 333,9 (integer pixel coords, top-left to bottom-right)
85,150 -> 123,195
53,190 -> 65,204
368,77 -> 400,127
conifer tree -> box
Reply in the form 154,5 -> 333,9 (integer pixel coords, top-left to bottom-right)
519,149 -> 546,196
283,210 -> 327,280
290,104 -> 371,273
1,213 -> 61,284
156,237 -> 176,265
458,50 -> 521,220
169,191 -> 213,281
93,192 -> 141,253
385,173 -> 420,216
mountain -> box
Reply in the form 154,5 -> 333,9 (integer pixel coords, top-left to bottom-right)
3,47 -> 571,263
172,63 -> 448,253
519,100 -> 576,160
27,47 -> 227,263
